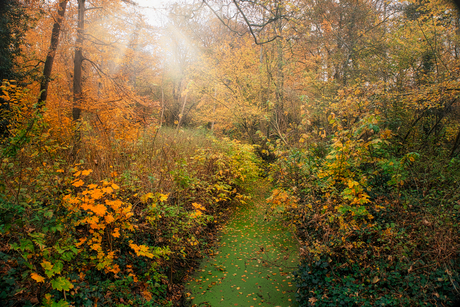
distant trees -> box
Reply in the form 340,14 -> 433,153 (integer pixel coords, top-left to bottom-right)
1,0 -> 458,160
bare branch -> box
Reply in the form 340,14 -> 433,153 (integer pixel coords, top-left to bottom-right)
201,0 -> 282,45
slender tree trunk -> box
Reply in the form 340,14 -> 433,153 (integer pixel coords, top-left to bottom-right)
160,83 -> 165,128
273,12 -> 285,135
275,38 -> 285,132
38,0 -> 68,108
211,87 -> 216,132
73,0 -> 85,122
176,91 -> 187,133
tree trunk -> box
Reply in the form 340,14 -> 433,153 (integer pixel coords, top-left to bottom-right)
38,0 -> 68,108
176,90 -> 188,133
159,77 -> 165,128
73,0 -> 85,122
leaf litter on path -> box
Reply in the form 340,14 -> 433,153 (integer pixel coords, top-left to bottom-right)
184,183 -> 299,306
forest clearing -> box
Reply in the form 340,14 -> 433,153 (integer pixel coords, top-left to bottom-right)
1,0 -> 460,306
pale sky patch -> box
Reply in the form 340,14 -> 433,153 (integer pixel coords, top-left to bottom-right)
134,0 -> 182,26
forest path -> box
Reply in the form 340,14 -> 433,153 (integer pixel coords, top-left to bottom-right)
184,180 -> 299,306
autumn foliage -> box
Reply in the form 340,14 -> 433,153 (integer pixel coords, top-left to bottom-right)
1,0 -> 460,305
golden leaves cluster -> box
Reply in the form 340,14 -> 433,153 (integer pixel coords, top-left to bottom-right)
63,168 -> 131,274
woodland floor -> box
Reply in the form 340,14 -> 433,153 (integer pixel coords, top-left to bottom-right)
184,182 -> 300,307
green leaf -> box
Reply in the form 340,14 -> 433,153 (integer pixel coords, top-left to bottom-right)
44,210 -> 53,218
61,252 -> 75,261
18,239 -> 34,252
52,300 -> 69,307
51,261 -> 63,275
50,277 -> 74,291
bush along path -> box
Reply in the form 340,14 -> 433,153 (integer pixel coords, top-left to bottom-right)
184,181 -> 299,306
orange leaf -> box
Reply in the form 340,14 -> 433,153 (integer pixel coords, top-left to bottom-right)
72,179 -> 85,187
31,273 -> 45,283
76,237 -> 87,247
129,273 -> 138,282
93,204 -> 107,216
142,290 -> 152,301
82,169 -> 93,176
192,203 -> 205,211
105,214 -> 115,223
106,199 -> 122,210
108,264 -> 120,274
102,187 -> 113,194
112,228 -> 120,238
89,189 -> 104,200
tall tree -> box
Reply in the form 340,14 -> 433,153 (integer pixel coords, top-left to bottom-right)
73,0 -> 85,122
38,0 -> 69,108
0,0 -> 28,138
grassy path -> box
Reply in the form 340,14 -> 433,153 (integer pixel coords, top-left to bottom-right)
184,182 -> 300,306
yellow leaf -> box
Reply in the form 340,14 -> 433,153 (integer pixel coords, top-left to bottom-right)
140,193 -> 154,203
192,202 -> 205,211
159,193 -> 169,202
348,180 -> 354,189
56,169 -> 64,173
74,171 -> 82,177
130,244 -> 154,258
41,260 -> 53,271
190,211 -> 203,219
111,183 -> 120,190
88,184 -> 98,189
130,243 -> 140,253
372,276 -> 380,284
72,179 -> 85,187
31,273 -> 45,283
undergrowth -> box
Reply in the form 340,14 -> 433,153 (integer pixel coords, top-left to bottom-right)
0,119 -> 261,306
266,85 -> 460,306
